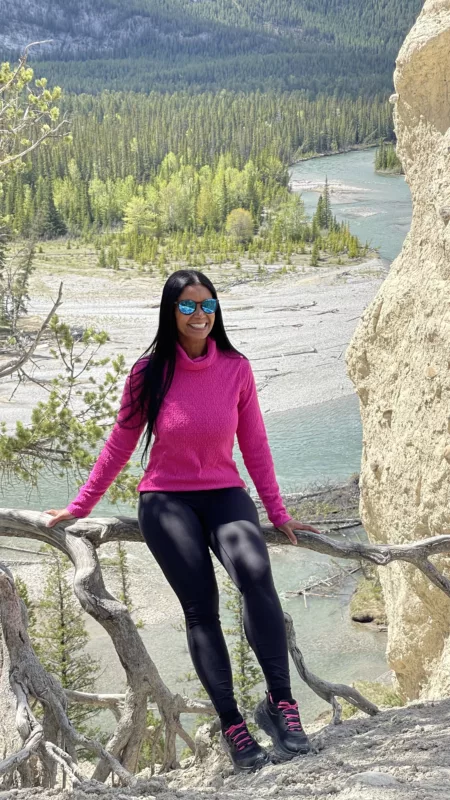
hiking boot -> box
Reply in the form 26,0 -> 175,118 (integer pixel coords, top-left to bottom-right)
221,719 -> 269,774
254,693 -> 310,760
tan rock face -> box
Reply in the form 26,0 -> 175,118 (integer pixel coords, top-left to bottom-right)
346,0 -> 450,700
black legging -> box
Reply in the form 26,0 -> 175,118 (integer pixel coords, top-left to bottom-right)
138,487 -> 291,719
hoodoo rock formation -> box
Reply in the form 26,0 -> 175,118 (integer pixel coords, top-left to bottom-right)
347,0 -> 450,699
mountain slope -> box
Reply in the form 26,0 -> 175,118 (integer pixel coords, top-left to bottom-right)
0,0 -> 424,95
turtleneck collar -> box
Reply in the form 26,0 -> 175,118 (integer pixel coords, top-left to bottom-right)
176,337 -> 217,371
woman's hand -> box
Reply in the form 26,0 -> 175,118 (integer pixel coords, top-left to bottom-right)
43,508 -> 76,528
277,519 -> 321,546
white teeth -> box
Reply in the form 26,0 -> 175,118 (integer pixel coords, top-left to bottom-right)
189,323 -> 207,329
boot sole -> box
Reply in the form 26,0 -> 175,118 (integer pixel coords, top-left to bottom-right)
220,735 -> 270,774
254,703 -> 311,761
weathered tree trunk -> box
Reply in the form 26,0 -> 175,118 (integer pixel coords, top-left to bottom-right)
0,635 -> 32,788
5,506 -> 450,785
0,562 -> 133,788
0,510 -> 216,783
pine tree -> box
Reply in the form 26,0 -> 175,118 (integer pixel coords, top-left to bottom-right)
117,541 -> 132,610
33,177 -> 67,239
0,225 -> 9,327
348,235 -> 360,258
375,141 -> 403,174
100,542 -> 143,627
33,546 -> 100,732
97,247 -> 107,268
15,575 -> 37,635
322,177 -> 333,229
310,239 -> 320,267
314,196 -> 324,230
137,709 -> 165,771
224,578 -> 262,715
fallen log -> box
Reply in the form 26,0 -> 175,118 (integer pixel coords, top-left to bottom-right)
287,565 -> 361,596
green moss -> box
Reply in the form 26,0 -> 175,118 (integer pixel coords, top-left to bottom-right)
350,567 -> 387,626
340,681 -> 405,720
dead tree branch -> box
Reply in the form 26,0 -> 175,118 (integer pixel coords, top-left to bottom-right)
0,563 -> 133,787
0,510 -> 214,782
284,613 -> 379,724
0,283 -> 63,380
3,506 -> 450,761
0,727 -> 43,778
1,509 -> 444,598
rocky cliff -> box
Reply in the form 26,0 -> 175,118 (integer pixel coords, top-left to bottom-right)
347,0 -> 450,699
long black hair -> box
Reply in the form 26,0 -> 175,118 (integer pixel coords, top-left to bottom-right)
123,269 -> 241,463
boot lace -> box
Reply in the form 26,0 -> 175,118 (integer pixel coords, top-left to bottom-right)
278,700 -> 303,732
224,720 -> 253,751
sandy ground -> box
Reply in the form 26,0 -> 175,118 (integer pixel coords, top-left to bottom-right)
290,179 -> 373,194
0,256 -> 388,427
3,698 -> 450,799
166,698 -> 450,800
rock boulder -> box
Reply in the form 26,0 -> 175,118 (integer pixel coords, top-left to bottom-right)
346,0 -> 450,699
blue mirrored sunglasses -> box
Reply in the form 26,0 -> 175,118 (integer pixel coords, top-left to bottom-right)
176,298 -> 218,315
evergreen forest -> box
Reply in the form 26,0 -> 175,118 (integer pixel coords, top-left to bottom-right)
0,0 -> 424,95
375,142 -> 404,174
0,1 -> 416,269
1,92 -> 386,269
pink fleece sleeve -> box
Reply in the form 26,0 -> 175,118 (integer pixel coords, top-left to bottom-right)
67,361 -> 148,518
236,359 -> 292,528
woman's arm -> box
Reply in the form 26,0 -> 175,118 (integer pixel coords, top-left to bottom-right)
236,359 -> 292,527
66,360 -> 149,518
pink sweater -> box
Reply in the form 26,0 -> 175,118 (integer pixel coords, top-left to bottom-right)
67,338 -> 291,527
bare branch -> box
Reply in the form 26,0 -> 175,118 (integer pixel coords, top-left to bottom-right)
3,509 -> 450,599
0,119 -> 69,169
0,283 -> 63,379
4,505 -> 449,760
43,741 -> 85,786
0,563 -> 134,786
175,723 -> 196,754
0,509 -> 212,777
23,40 -> 55,54
284,613 -> 379,723
64,690 -> 125,710
0,727 -> 43,777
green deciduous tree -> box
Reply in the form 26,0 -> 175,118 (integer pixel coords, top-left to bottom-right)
273,194 -> 306,242
123,196 -> 159,238
0,52 -> 67,176
226,208 -> 254,245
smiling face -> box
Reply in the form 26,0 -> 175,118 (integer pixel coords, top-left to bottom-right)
175,283 -> 216,352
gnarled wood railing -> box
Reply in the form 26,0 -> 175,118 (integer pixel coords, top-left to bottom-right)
1,508 -> 449,788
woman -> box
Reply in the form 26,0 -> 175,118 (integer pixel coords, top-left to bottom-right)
45,269 -> 320,774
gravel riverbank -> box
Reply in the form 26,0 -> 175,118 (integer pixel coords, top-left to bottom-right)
0,256 -> 388,426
